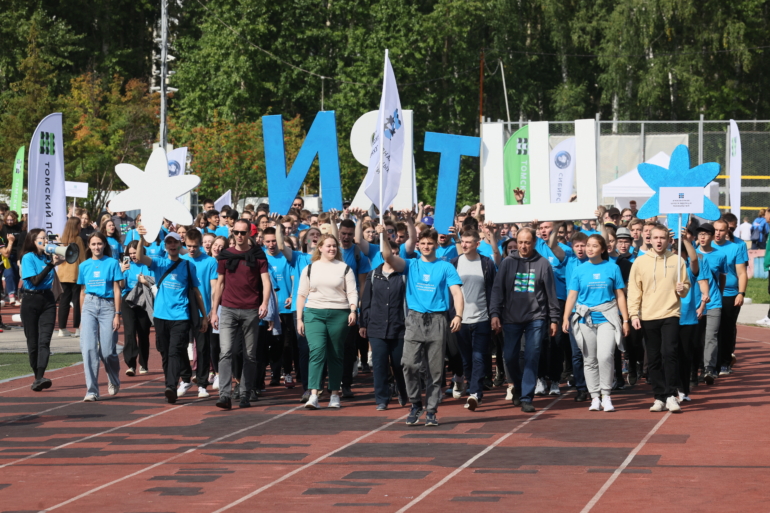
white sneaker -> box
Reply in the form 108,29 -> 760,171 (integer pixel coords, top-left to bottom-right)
284,374 -> 295,388
367,350 -> 373,367
589,397 -> 602,411
357,357 -> 362,370
305,393 -> 319,409
328,394 -> 341,408
177,381 -> 192,397
212,375 -> 219,390
83,394 -> 98,402
73,329 -> 80,337
505,384 -> 514,401
108,382 -> 119,396
681,394 -> 691,402
650,399 -> 666,412
548,382 -> 561,396
756,316 -> 770,326
601,396 -> 615,412
534,378 -> 547,396
187,343 -> 194,361
452,378 -> 466,399
57,329 -> 69,338
198,387 -> 210,398
678,391 -> 685,403
125,367 -> 135,377
139,366 -> 148,375
465,393 -> 479,411
666,396 -> 682,413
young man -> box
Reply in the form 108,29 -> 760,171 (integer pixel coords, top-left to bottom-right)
580,219 -> 599,236
490,227 -> 560,413
179,229 -> 219,398
627,225 -> 689,413
628,218 -> 644,251
136,228 -> 208,403
211,220 -> 272,410
204,210 -> 229,237
712,218 -> 748,374
384,229 -> 464,426
695,223 -> 726,384
614,227 -> 643,386
451,229 -> 496,411
202,198 -> 215,212
564,231 -> 590,400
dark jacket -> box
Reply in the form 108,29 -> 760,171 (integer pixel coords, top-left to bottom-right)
490,250 -> 560,324
449,253 -> 497,315
359,264 -> 406,339
615,252 -> 634,286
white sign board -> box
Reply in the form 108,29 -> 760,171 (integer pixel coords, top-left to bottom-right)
65,181 -> 89,198
659,187 -> 704,214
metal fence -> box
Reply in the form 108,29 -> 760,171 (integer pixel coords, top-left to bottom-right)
497,117 -> 770,222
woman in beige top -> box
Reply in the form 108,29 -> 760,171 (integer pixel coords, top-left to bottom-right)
296,234 -> 358,409
57,217 -> 86,337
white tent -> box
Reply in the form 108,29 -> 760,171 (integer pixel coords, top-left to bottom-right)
602,151 -> 719,210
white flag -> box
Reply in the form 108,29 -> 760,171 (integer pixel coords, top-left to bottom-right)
549,137 -> 576,203
214,190 -> 232,211
364,50 -> 404,211
729,120 -> 742,216
167,147 -> 188,177
28,113 -> 66,236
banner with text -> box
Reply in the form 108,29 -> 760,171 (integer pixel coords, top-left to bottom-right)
10,146 -> 24,212
549,137 -> 576,203
503,125 -> 529,205
28,113 -> 66,236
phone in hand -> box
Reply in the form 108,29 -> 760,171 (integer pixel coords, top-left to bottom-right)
122,256 -> 130,266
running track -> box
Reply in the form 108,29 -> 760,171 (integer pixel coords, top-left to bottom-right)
1,326 -> 769,512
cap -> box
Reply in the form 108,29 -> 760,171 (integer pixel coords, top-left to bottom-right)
615,227 -> 633,240
421,216 -> 434,226
696,222 -> 715,235
460,205 -> 472,214
607,207 -> 621,218
165,231 -> 182,242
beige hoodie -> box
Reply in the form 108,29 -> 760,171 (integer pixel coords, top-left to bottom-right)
627,249 -> 690,321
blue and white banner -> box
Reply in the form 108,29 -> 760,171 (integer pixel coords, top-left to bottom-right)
729,120 -> 741,216
167,146 -> 188,177
28,113 -> 66,236
549,137 -> 576,203
364,50 -> 404,211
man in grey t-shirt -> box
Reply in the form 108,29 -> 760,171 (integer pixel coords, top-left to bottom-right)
452,229 -> 496,411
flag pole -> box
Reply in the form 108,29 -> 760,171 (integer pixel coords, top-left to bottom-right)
677,213 -> 682,283
379,49 -> 388,249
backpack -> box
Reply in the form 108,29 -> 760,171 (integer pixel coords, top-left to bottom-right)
751,219 -> 766,242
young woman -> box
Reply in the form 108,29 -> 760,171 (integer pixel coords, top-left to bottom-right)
100,219 -> 123,260
21,229 -> 66,390
77,232 -> 124,401
57,217 -> 86,337
202,233 -> 216,256
294,226 -> 321,402
563,234 -> 629,412
79,210 -> 97,241
175,224 -> 188,243
120,240 -> 154,376
3,210 -> 24,305
209,236 -> 229,390
296,234 -> 358,409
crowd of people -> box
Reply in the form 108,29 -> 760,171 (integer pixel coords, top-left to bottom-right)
1,195 -> 763,425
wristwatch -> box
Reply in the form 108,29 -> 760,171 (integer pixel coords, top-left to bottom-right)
738,292 -> 745,296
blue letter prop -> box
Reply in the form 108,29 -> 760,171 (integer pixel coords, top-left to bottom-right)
263,111 -> 343,214
424,132 -> 480,234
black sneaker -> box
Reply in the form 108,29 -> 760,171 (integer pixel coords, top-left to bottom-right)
521,402 -> 536,413
39,377 -> 52,390
233,387 -> 241,400
627,372 -> 638,386
165,387 -> 177,404
216,396 -> 232,410
574,390 -> 588,402
30,378 -> 44,392
513,397 -> 522,407
425,412 -> 439,426
239,396 -> 251,408
704,372 -> 715,385
483,378 -> 493,391
493,375 -> 505,387
376,404 -> 387,411
248,389 -> 259,402
341,386 -> 355,398
405,405 -> 423,425
398,395 -> 407,407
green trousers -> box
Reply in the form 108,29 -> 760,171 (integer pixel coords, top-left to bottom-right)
304,308 -> 350,391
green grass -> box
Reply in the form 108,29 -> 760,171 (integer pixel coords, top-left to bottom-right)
748,278 -> 770,304
0,354 -> 82,381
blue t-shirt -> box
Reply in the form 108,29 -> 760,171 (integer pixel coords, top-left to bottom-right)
77,256 -> 124,298
403,258 -> 462,313
712,239 -> 748,297
150,257 -> 201,321
368,243 -> 415,268
341,245 -> 372,283
122,261 -> 152,296
564,253 -> 588,292
581,228 -> 600,237
106,236 -> 123,260
535,238 -> 569,300
21,252 -> 54,290
696,247 -> 727,311
568,260 -> 624,324
680,262 -> 702,326
478,240 -> 495,259
124,229 -> 139,244
435,244 -> 459,262
216,226 -> 230,237
182,252 -> 218,314
145,240 -> 166,258
290,251 -> 312,312
266,251 -> 294,314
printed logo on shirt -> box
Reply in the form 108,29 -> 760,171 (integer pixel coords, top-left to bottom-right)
593,273 -> 600,279
93,271 -> 101,278
514,271 -> 536,293
423,274 -> 431,283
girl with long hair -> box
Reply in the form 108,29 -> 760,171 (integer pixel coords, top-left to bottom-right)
296,234 -> 358,409
2,210 -> 24,305
120,240 -> 153,376
562,234 -> 629,412
20,229 -> 66,391
78,232 -> 124,401
209,235 -> 229,391
100,219 -> 122,260
57,217 -> 86,337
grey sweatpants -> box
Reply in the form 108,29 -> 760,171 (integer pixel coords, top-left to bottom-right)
402,310 -> 447,414
577,322 -> 616,399
701,308 -> 721,374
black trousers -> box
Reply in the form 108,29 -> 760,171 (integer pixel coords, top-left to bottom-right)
58,282 -> 81,330
538,300 -> 564,381
341,323 -> 361,388
625,323 -> 645,377
181,325 -> 212,387
717,296 -> 741,369
121,297 -> 151,370
280,313 -> 300,379
211,333 -> 220,374
258,324 -> 284,383
641,317 -> 679,401
444,330 -> 464,384
154,318 -> 191,390
678,323 -> 699,396
21,290 -> 56,379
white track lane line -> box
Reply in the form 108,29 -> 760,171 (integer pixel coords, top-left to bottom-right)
0,392 -> 208,469
211,411 -> 411,513
395,394 -> 565,512
580,412 -> 672,513
40,405 -> 305,512
0,369 -> 85,394
0,376 -> 163,427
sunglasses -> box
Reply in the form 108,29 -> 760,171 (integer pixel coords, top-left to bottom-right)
232,230 -> 248,236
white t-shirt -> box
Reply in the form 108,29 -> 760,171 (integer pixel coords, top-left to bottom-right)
456,255 -> 488,323
736,222 -> 753,242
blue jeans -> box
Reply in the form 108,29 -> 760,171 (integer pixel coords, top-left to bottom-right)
502,320 -> 545,403
567,318 -> 587,391
80,295 -> 120,397
3,258 -> 19,297
369,337 -> 408,406
457,320 -> 491,399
